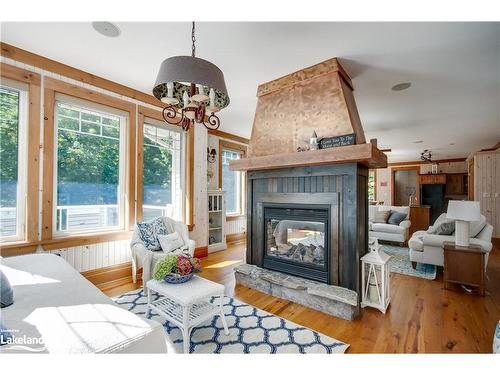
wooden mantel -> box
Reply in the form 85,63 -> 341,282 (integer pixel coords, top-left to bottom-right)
230,143 -> 387,172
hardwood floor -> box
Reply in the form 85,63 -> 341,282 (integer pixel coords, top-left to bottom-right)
100,242 -> 500,353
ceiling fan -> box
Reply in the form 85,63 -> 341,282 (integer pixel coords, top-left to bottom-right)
420,149 -> 433,163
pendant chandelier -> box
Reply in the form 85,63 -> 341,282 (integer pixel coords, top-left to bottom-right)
153,22 -> 229,131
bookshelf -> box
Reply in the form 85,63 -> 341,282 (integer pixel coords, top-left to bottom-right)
208,190 -> 227,253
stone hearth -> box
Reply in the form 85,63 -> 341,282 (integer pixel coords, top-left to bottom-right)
234,264 -> 359,320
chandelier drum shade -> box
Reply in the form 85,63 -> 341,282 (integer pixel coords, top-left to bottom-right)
152,22 -> 230,131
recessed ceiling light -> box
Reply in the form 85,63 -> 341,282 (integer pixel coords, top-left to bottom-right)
92,22 -> 121,38
413,140 -> 423,144
391,82 -> 411,91
449,143 -> 455,145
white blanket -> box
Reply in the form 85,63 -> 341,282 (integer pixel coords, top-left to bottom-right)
0,254 -> 168,354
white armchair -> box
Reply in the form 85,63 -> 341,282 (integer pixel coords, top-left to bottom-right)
409,213 -> 493,267
130,216 -> 195,293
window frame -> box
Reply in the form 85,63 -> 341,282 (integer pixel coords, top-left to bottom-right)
0,79 -> 29,242
138,111 -> 185,222
52,95 -> 128,237
137,106 -> 194,229
42,77 -> 137,246
218,140 -> 247,217
0,63 -> 41,247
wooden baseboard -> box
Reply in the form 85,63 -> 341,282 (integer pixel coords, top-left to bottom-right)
81,261 -> 141,289
492,237 -> 500,248
0,243 -> 38,257
227,232 -> 246,245
194,246 -> 208,258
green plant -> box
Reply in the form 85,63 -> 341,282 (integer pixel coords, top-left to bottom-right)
153,255 -> 178,280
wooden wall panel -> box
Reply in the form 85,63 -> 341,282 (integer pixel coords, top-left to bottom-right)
41,88 -> 55,240
474,151 -> 500,238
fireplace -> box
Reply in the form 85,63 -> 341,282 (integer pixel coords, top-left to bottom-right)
229,58 -> 388,319
264,204 -> 330,283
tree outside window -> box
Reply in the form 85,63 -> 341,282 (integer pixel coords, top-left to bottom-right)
0,84 -> 27,240
142,122 -> 182,221
55,102 -> 125,233
368,170 -> 376,202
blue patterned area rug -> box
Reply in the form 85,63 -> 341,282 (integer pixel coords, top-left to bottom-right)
383,245 -> 437,280
114,289 -> 349,354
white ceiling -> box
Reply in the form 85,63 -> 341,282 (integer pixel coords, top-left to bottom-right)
1,22 -> 499,162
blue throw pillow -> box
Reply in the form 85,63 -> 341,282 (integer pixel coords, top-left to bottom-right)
1,270 -> 14,308
137,217 -> 168,251
387,211 -> 407,226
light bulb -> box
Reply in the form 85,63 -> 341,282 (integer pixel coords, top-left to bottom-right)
167,82 -> 174,98
197,84 -> 204,96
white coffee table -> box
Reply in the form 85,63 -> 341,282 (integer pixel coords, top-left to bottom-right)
146,275 -> 229,353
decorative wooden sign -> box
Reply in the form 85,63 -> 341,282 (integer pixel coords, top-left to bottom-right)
318,133 -> 356,149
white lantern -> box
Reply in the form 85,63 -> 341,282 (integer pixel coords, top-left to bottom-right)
361,238 -> 391,313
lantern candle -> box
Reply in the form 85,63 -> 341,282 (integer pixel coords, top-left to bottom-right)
209,88 -> 215,108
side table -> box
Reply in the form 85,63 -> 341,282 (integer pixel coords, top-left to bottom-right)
146,276 -> 229,353
443,241 -> 486,296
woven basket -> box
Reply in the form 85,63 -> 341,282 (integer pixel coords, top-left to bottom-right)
164,272 -> 194,284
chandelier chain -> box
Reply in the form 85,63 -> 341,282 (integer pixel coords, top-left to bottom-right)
191,21 -> 196,58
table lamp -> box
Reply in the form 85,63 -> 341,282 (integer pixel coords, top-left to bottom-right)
446,200 -> 481,247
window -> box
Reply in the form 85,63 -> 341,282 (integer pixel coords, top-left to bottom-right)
142,119 -> 183,221
368,169 -> 376,202
221,148 -> 242,215
54,97 -> 126,235
0,80 -> 28,242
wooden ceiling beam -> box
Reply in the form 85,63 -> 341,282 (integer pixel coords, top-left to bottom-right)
1,42 -> 162,108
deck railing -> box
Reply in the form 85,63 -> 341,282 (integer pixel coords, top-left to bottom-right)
1,203 -> 174,237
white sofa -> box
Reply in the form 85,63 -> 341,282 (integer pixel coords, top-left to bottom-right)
131,216 -> 195,293
409,213 -> 493,267
368,205 -> 411,244
0,254 -> 168,353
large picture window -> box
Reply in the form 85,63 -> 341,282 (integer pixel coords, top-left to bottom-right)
0,80 -> 28,241
221,147 -> 243,215
54,97 -> 126,235
142,119 -> 183,221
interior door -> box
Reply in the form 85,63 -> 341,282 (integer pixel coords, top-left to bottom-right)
394,169 -> 418,206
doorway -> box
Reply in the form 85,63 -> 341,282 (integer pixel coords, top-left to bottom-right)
392,166 -> 419,206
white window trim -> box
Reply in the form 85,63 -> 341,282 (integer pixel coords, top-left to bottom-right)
0,79 -> 28,243
52,95 -> 128,237
143,117 -> 185,222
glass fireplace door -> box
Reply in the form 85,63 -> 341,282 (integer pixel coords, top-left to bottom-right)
267,219 -> 326,266
263,205 -> 329,282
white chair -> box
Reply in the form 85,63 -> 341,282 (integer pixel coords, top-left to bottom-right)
131,216 -> 195,293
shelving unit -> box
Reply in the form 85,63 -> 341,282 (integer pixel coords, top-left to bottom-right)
208,190 -> 227,253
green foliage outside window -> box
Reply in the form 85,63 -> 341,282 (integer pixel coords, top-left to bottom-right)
0,87 -> 19,207
368,170 -> 376,202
